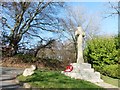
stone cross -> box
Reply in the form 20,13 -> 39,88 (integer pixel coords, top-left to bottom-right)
75,26 -> 85,63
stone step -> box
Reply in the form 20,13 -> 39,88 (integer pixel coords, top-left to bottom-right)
83,68 -> 94,72
72,63 -> 91,69
63,63 -> 103,83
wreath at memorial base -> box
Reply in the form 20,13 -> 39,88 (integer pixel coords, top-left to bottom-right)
64,64 -> 73,72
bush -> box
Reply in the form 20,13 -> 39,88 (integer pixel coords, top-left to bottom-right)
13,54 -> 64,70
84,36 -> 119,78
102,64 -> 119,79
14,54 -> 38,63
41,57 -> 64,70
84,36 -> 118,66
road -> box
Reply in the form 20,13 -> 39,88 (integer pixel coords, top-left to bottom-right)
0,66 -> 24,89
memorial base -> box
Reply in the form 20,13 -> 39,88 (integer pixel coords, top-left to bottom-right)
62,63 -> 103,83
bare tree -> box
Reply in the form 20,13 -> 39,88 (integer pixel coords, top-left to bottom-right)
59,5 -> 100,60
1,2 -> 64,56
104,2 -> 120,18
34,39 -> 55,57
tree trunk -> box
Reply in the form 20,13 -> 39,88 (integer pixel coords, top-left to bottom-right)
8,44 -> 18,56
13,44 -> 18,55
34,39 -> 55,57
9,37 -> 21,56
34,49 -> 39,57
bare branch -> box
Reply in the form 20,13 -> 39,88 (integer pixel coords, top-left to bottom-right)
108,2 -> 119,15
2,2 -> 64,56
26,32 -> 46,41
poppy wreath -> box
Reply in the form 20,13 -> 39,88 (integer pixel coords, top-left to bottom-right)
64,64 -> 73,72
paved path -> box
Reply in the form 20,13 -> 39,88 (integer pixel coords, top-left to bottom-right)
95,82 -> 119,90
0,66 -> 24,89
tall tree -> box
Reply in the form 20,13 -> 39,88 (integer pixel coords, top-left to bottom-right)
102,2 -> 119,37
59,5 -> 100,60
105,2 -> 120,18
1,2 -> 64,56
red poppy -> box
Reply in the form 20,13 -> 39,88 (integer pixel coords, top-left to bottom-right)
64,65 -> 73,72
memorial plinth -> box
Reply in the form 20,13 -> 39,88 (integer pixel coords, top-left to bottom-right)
63,63 -> 103,83
62,26 -> 103,83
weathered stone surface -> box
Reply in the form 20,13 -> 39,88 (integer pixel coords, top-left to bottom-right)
23,70 -> 34,77
72,63 -> 91,69
23,83 -> 31,88
75,26 -> 85,63
23,65 -> 36,77
62,63 -> 103,83
62,26 -> 103,83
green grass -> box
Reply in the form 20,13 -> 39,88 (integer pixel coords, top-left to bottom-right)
18,70 -> 104,89
101,75 -> 119,87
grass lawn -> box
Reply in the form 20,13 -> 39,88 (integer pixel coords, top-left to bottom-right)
17,70 -> 104,89
101,75 -> 119,87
